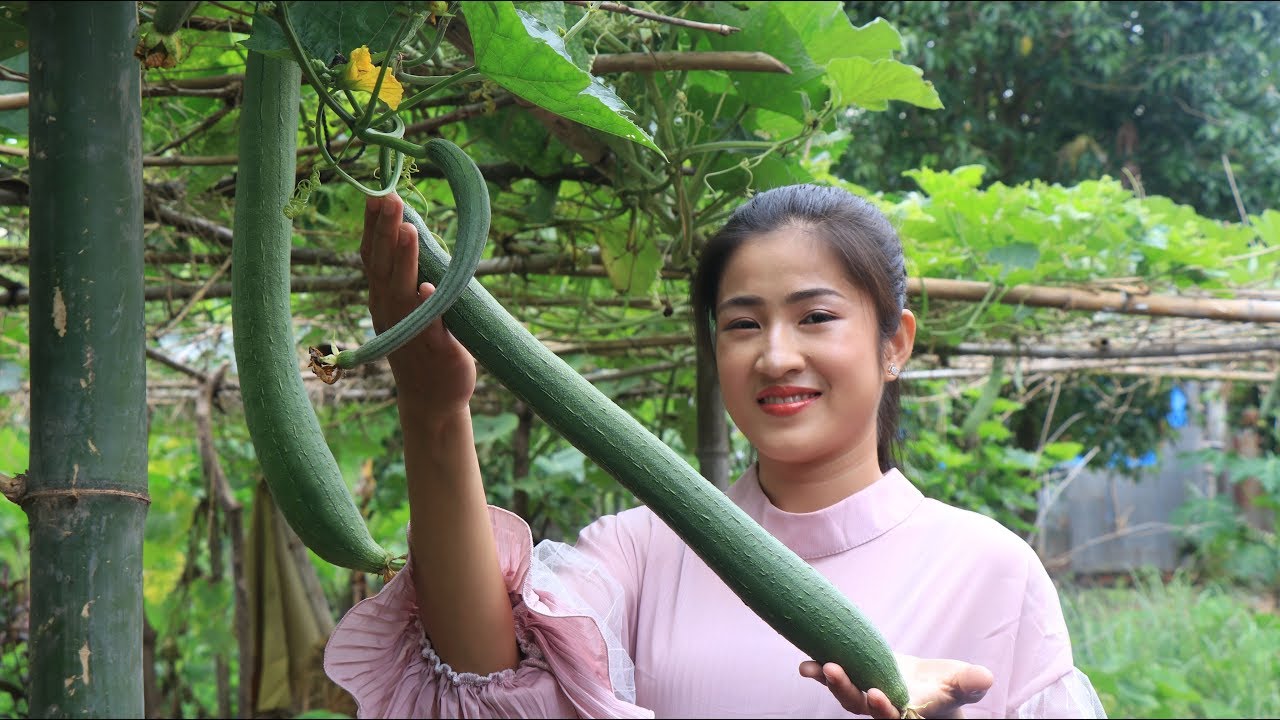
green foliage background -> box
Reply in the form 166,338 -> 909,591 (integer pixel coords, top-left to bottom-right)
840,1 -> 1280,222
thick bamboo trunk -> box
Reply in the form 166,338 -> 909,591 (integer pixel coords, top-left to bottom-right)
25,2 -> 146,718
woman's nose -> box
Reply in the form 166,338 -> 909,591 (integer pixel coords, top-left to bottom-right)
756,327 -> 804,377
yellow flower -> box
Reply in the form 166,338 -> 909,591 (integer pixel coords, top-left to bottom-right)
340,46 -> 403,110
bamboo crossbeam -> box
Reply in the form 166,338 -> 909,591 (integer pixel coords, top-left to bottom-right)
939,339 -> 1280,360
2,270 -> 1278,324
912,277 -> 1280,323
908,364 -> 1276,384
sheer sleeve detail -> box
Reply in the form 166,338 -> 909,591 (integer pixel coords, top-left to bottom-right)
1013,667 -> 1108,719
324,506 -> 652,719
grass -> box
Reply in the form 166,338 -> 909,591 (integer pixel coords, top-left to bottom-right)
1059,570 -> 1280,719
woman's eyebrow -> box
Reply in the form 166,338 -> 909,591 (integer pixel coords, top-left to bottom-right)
785,287 -> 845,304
715,287 -> 845,314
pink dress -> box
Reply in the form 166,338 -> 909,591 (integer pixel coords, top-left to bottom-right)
325,467 -> 1107,718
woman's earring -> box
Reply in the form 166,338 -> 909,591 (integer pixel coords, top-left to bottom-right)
887,363 -> 901,378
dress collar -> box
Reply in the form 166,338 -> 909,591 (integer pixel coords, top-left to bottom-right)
727,464 -> 924,560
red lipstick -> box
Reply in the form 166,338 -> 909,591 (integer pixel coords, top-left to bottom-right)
756,386 -> 821,417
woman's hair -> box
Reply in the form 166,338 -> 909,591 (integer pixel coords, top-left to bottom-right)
689,184 -> 908,472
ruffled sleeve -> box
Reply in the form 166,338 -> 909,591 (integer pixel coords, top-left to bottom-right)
1001,546 -> 1107,718
1014,667 -> 1107,718
324,506 -> 653,719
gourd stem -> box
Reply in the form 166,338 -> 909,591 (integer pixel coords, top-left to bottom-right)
373,66 -> 479,126
313,139 -> 490,377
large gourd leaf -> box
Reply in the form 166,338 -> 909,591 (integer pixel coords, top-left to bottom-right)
825,56 -> 943,112
242,1 -> 400,63
774,7 -> 904,62
465,1 -> 662,157
688,3 -> 827,122
691,2 -> 940,118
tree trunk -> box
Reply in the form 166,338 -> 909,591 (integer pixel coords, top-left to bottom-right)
695,341 -> 730,491
25,3 -> 146,717
512,401 -> 534,521
194,368 -> 252,718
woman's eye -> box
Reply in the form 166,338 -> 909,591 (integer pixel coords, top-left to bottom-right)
723,318 -> 759,331
801,311 -> 837,324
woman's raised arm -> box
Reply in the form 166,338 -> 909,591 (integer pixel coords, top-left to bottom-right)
361,193 -> 519,674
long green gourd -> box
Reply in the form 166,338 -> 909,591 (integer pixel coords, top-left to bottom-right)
231,51 -> 395,574
310,139 -> 491,378
402,206 -> 913,714
233,48 -> 493,573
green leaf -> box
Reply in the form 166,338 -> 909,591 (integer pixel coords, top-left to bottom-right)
242,2 -> 401,63
978,419 -> 1012,441
904,165 -> 987,195
744,107 -> 804,141
473,412 -> 518,445
516,1 -> 591,71
1043,441 -> 1085,462
465,2 -> 662,156
468,105 -> 571,176
1251,208 -> 1280,246
775,7 -> 903,62
597,220 -> 662,295
824,56 -> 943,111
0,5 -> 26,63
987,242 -> 1040,272
690,3 -> 827,121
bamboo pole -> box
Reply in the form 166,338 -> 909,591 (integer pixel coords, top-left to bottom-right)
939,339 -> 1280,359
912,277 -> 1280,323
904,365 -> 1276,384
23,3 -> 147,716
4,261 -> 1276,323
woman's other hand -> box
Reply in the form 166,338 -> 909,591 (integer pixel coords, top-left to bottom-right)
800,653 -> 994,718
360,193 -> 476,409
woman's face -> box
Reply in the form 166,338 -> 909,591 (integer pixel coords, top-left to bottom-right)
713,227 -> 909,469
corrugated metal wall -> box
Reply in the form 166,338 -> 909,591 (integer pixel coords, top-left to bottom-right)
1037,381 -> 1226,574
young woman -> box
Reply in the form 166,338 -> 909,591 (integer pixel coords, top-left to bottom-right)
324,186 -> 1107,719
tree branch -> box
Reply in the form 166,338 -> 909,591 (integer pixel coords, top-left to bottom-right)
402,94 -> 518,136
145,347 -> 211,383
592,51 -> 790,75
146,202 -> 234,246
151,101 -> 237,155
173,14 -> 253,34
0,93 -> 26,111
133,95 -> 520,168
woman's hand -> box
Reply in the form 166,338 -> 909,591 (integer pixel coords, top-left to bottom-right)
800,654 -> 994,718
361,193 -> 476,410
